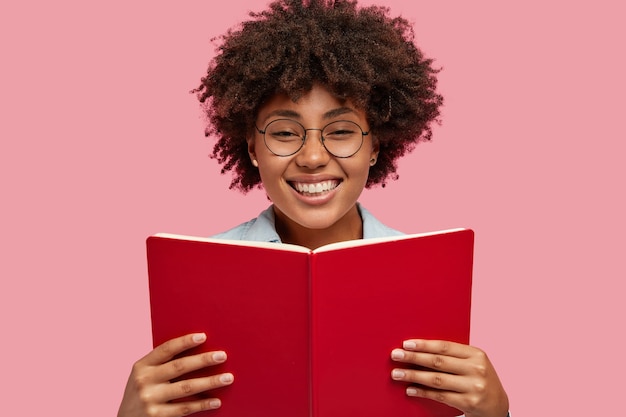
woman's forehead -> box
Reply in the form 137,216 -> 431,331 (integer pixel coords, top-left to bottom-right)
256,85 -> 365,122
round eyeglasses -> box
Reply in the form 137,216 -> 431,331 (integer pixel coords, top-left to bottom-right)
255,119 -> 369,158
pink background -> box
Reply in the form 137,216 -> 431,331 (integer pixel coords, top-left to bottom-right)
1,1 -> 624,415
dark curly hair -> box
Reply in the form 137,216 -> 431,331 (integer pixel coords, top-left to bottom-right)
193,0 -> 443,192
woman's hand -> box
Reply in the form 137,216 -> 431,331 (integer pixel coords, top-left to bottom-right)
117,333 -> 234,417
391,339 -> 508,417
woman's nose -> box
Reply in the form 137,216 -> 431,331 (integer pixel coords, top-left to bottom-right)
294,129 -> 330,168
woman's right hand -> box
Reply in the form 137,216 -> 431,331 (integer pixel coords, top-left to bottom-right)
117,333 -> 234,417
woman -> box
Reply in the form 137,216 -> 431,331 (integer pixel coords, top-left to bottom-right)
118,1 -> 509,416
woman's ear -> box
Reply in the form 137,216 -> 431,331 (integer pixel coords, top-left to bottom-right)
369,138 -> 380,166
247,135 -> 259,167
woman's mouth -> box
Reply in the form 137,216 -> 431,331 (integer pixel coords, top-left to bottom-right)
290,180 -> 340,196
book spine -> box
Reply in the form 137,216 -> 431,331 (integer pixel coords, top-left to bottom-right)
308,252 -> 316,417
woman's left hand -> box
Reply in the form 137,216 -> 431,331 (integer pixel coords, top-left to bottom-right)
390,339 -> 509,417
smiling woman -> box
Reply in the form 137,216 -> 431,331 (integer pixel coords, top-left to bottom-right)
116,1 -> 509,417
248,85 -> 378,248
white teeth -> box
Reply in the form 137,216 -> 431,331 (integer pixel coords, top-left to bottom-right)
294,181 -> 338,195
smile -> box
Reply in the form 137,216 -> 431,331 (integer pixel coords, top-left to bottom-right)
290,180 -> 340,195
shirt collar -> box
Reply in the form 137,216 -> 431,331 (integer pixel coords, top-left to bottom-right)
240,203 -> 402,243
240,205 -> 282,243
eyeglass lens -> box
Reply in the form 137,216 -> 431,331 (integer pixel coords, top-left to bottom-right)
263,119 -> 364,157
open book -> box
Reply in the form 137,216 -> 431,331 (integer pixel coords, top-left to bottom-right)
147,228 -> 474,417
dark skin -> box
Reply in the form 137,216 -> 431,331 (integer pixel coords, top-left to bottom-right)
274,204 -> 363,249
118,333 -> 232,417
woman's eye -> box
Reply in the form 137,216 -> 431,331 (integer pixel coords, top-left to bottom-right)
271,131 -> 301,141
274,131 -> 298,136
325,129 -> 356,139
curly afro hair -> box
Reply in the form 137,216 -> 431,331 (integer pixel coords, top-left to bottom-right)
193,0 -> 443,192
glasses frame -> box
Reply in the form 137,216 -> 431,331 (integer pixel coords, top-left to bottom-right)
254,119 -> 370,158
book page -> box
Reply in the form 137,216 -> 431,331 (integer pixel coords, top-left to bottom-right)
151,233 -> 312,253
312,228 -> 467,253
152,227 -> 467,254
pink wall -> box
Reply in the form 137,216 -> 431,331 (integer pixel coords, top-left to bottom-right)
1,1 -> 624,415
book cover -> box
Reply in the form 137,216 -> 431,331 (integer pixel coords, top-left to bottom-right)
147,228 -> 474,417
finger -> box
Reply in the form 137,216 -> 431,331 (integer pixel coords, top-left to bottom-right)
160,373 -> 235,403
391,367 -> 468,393
401,339 -> 473,359
391,348 -> 466,375
404,385 -> 469,411
152,397 -> 223,417
141,333 -> 208,367
159,350 -> 228,381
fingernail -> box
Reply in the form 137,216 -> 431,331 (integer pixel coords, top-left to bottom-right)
403,340 -> 417,350
192,333 -> 206,343
391,369 -> 405,380
212,351 -> 227,362
391,349 -> 405,360
406,387 -> 419,396
219,373 -> 234,384
208,399 -> 221,409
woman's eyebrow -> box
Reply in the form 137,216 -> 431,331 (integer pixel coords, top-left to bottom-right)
261,107 -> 357,124
260,109 -> 301,124
323,107 -> 356,119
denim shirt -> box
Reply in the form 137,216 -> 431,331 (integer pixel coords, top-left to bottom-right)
212,203 -> 404,242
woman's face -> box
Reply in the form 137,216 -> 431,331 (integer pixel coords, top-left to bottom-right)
248,84 -> 378,234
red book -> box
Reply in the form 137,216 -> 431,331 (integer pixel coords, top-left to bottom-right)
147,228 -> 474,417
